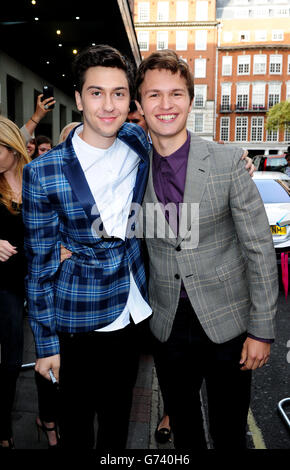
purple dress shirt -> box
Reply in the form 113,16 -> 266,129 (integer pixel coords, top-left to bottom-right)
151,132 -> 272,344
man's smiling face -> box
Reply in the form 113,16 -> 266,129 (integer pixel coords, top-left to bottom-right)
75,66 -> 130,148
137,68 -> 193,148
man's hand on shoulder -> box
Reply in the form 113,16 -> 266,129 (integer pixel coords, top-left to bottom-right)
240,151 -> 256,177
35,354 -> 60,382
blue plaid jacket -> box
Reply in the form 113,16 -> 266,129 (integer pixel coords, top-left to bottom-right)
22,123 -> 150,358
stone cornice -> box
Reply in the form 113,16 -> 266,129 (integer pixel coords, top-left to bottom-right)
219,44 -> 290,51
135,21 -> 220,28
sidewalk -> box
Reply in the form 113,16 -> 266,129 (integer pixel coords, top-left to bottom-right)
12,317 -> 174,450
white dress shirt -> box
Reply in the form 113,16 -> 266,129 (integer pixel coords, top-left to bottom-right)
72,126 -> 152,332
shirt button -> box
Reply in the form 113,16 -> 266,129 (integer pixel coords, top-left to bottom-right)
175,274 -> 180,279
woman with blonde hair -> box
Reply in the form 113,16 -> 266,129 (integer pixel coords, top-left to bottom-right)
0,116 -> 30,448
0,116 -> 61,448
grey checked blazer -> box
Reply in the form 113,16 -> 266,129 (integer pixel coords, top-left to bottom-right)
143,133 -> 278,344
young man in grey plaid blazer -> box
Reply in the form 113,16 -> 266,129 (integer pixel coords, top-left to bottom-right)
135,50 -> 278,449
22,45 -> 152,450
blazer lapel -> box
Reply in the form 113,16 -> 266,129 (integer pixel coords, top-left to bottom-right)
62,129 -> 108,237
177,133 -> 210,245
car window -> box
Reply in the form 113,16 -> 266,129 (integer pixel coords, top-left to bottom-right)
254,179 -> 290,203
252,156 -> 287,171
267,158 -> 287,168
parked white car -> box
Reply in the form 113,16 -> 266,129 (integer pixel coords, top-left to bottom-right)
253,172 -> 290,249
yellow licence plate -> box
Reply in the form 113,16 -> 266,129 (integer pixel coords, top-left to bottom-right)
271,225 -> 287,235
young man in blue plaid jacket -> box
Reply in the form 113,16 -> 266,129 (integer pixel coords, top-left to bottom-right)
22,45 -> 152,450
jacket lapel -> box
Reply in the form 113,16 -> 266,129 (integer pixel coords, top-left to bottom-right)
177,133 -> 210,245
118,125 -> 150,237
118,125 -> 149,207
61,127 -> 108,237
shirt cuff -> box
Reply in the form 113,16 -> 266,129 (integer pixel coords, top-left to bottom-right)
247,333 -> 274,344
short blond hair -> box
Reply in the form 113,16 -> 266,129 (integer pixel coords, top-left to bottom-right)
58,122 -> 81,143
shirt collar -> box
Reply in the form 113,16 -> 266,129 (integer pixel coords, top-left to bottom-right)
152,131 -> 190,174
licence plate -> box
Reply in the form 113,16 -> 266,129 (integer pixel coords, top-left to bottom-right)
271,225 -> 287,235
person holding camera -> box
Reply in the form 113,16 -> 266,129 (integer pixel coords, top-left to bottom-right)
21,93 -> 55,146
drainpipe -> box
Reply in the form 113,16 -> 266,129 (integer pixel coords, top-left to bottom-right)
214,22 -> 221,142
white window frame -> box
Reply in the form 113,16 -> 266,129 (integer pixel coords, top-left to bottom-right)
275,8 -> 289,17
252,83 -> 266,108
176,31 -> 188,50
239,31 -> 250,42
255,30 -> 267,41
236,83 -> 249,110
195,30 -> 207,51
194,58 -> 206,78
221,83 -> 231,111
253,55 -> 267,75
236,7 -> 249,18
138,2 -> 150,22
157,2 -> 169,21
251,116 -> 264,142
287,82 -> 290,101
196,1 -> 208,21
222,56 -> 232,76
220,117 -> 230,142
251,7 -> 270,17
237,55 -> 251,75
268,83 -> 281,108
194,113 -> 204,133
235,117 -> 248,142
266,129 -> 279,142
272,30 -> 284,41
269,55 -> 282,74
176,1 -> 188,21
285,127 -> 290,142
157,31 -> 168,50
194,85 -> 207,108
138,31 -> 149,51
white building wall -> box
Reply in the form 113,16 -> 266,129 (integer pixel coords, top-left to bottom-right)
187,101 -> 215,140
0,50 -> 78,144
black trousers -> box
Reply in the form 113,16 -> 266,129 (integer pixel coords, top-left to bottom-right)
0,289 -> 24,440
35,371 -> 59,423
57,321 -> 142,450
153,298 -> 252,450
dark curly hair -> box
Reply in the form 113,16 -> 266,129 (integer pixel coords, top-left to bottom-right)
72,44 -> 135,99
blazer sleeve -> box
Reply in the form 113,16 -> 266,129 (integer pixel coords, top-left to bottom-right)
22,164 -> 61,358
229,150 -> 278,339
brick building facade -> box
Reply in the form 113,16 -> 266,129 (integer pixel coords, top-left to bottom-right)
133,0 -> 290,154
217,0 -> 290,155
133,0 -> 219,140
